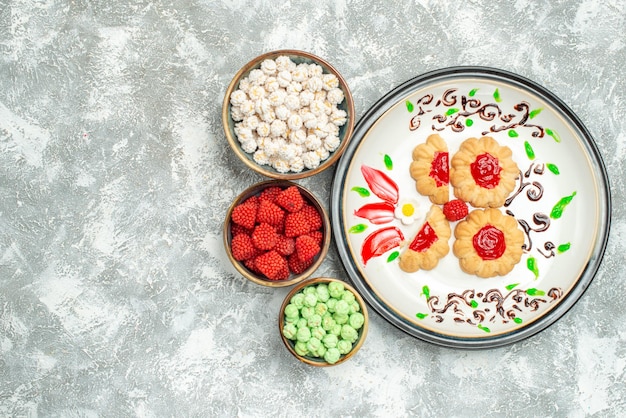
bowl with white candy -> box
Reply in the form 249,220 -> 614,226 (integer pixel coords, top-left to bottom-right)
222,50 -> 355,179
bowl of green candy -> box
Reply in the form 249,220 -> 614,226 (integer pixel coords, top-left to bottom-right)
279,277 -> 368,366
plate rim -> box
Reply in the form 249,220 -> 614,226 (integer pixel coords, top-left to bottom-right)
330,65 -> 612,349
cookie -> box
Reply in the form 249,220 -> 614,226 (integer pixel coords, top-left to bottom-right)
409,134 -> 449,205
399,205 -> 451,273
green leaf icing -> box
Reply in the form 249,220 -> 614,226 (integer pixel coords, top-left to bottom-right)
387,251 -> 399,262
351,186 -> 370,197
545,128 -> 562,143
465,118 -> 474,127
470,300 -> 478,308
493,88 -> 502,102
349,224 -> 367,234
529,108 -> 543,119
526,288 -> 546,296
421,285 -> 430,300
550,192 -> 577,219
546,163 -> 560,175
416,313 -> 428,320
469,88 -> 479,97
406,100 -> 414,113
557,243 -> 571,253
527,256 -> 539,279
524,141 -> 535,160
446,108 -> 459,116
384,154 -> 393,170
478,324 -> 491,333
506,283 -> 520,291
508,129 -> 519,138
513,317 -> 523,324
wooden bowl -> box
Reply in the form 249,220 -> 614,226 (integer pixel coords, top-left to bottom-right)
223,180 -> 331,287
222,49 -> 355,179
279,277 -> 369,366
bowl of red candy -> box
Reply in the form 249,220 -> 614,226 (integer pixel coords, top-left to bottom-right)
223,180 -> 331,287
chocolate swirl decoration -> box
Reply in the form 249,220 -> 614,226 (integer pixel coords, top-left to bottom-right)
406,88 -> 545,137
424,287 -> 563,325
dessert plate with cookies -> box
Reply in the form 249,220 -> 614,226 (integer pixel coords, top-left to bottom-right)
330,67 -> 611,348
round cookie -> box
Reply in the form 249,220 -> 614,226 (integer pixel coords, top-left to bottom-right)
453,208 -> 524,278
450,136 -> 519,208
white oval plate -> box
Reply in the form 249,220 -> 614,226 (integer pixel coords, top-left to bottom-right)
331,67 -> 611,349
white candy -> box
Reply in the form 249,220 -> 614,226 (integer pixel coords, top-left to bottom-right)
230,106 -> 244,121
276,56 -> 296,72
324,134 -> 341,152
231,55 -> 348,174
305,134 -> 322,151
287,114 -> 303,131
241,139 -> 257,153
248,85 -> 266,101
322,73 -> 339,90
270,119 -> 287,138
260,59 -> 277,75
299,90 -> 315,107
253,149 -> 270,165
302,151 -> 321,169
327,88 -> 344,105
230,89 -> 247,106
275,105 -> 291,121
248,69 -> 266,85
277,70 -> 292,87
256,122 -> 271,137
306,76 -> 324,93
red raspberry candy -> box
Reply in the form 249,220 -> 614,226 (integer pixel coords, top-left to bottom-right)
259,186 -> 282,203
231,200 -> 258,230
288,253 -> 315,274
443,199 -> 469,222
284,211 -> 312,238
274,234 -> 295,256
256,199 -> 285,227
275,186 -> 305,213
231,233 -> 257,261
251,222 -> 278,250
306,230 -> 324,247
255,250 -> 289,280
300,204 -> 323,230
295,235 -> 321,262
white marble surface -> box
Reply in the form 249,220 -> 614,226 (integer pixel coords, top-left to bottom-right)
1,1 -> 625,416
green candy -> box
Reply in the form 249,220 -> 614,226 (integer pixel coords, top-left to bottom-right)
321,314 -> 336,331
316,284 -> 330,302
311,326 -> 326,340
282,323 -> 297,340
324,347 -> 341,364
333,312 -> 349,325
337,339 -> 352,355
314,302 -> 328,316
303,293 -> 318,307
300,306 -> 314,319
306,337 -> 322,353
340,324 -> 358,343
330,323 -> 342,336
326,298 -> 337,313
328,281 -> 345,298
334,300 -> 350,316
322,333 -> 338,348
349,312 -> 365,330
315,344 -> 327,357
294,341 -> 309,356
296,326 -> 311,342
307,314 -> 322,328
284,304 -> 299,319
290,293 -> 305,309
341,291 -> 356,304
296,318 -> 308,329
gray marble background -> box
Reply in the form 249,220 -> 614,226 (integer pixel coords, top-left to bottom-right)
1,0 -> 625,417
